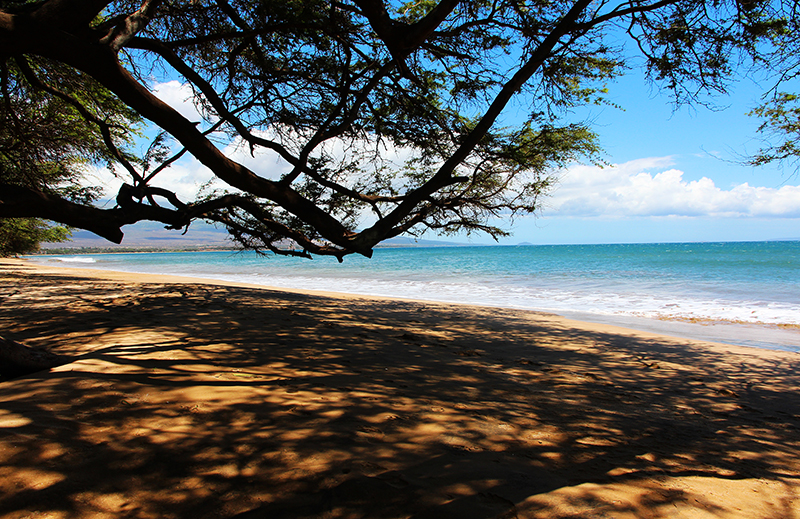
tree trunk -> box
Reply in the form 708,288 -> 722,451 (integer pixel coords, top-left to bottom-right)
0,336 -> 68,380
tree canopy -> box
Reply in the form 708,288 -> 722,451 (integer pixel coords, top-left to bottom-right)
0,0 -> 794,260
0,50 -> 141,255
0,218 -> 70,256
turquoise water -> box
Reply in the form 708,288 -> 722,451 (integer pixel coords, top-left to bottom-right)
32,241 -> 800,351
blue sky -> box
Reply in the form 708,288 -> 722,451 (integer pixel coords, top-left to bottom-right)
473,69 -> 800,245
94,63 -> 800,247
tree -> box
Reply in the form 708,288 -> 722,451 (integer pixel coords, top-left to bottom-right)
743,5 -> 800,173
749,92 -> 800,171
0,0 -> 791,261
0,218 -> 70,256
0,33 -> 143,252
0,53 -> 137,255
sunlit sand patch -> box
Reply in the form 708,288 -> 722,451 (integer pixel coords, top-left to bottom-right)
1,468 -> 66,492
0,410 -> 32,428
575,435 -> 619,447
519,477 -> 800,519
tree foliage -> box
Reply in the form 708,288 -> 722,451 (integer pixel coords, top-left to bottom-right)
749,92 -> 800,170
0,218 -> 70,256
0,51 -> 141,254
0,0 -> 794,260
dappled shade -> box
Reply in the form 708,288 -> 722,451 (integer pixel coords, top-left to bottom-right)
1,262 -> 799,517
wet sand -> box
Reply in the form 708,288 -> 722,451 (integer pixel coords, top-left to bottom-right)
1,258 -> 799,518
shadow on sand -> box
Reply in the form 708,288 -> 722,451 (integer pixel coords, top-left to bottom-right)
1,267 -> 799,518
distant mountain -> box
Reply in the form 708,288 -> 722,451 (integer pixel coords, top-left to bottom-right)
41,222 -> 231,250
41,223 -> 470,251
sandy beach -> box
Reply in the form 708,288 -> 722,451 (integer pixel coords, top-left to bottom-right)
1,257 -> 799,518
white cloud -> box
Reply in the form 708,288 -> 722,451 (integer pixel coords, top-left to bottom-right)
220,137 -> 294,181
151,80 -> 206,122
549,158 -> 800,218
147,161 -> 220,202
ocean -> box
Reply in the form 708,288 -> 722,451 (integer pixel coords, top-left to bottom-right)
29,241 -> 800,352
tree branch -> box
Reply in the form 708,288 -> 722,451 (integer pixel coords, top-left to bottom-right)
1,184 -> 124,243
354,0 -> 596,249
29,0 -> 110,30
100,0 -> 162,51
13,55 -> 144,185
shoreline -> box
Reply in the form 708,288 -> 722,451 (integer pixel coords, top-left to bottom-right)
1,257 -> 799,518
22,255 -> 800,353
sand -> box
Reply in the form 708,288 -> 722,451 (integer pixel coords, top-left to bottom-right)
1,257 -> 799,519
